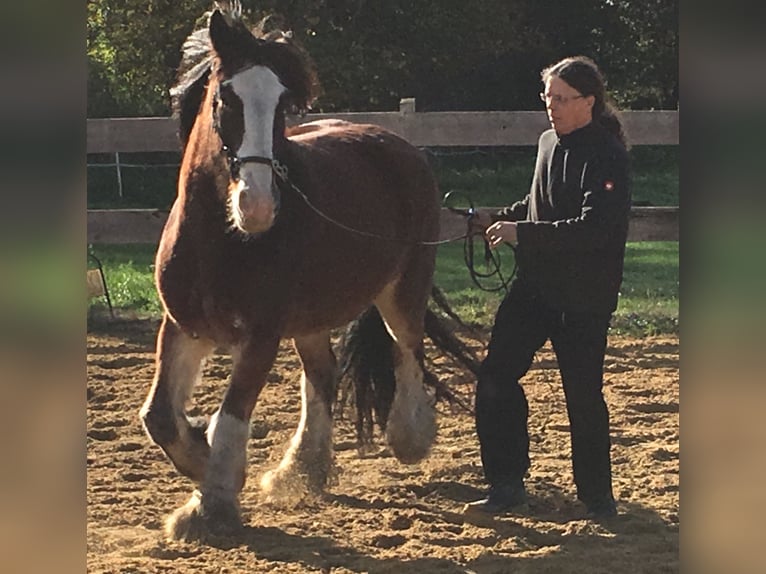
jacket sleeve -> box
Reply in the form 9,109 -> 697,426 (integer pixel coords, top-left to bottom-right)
495,195 -> 529,222
494,131 -> 549,223
516,148 -> 631,253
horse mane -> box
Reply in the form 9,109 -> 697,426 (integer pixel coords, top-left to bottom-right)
170,2 -> 320,148
170,27 -> 214,148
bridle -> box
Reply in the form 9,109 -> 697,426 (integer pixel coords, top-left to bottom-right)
219,143 -> 289,184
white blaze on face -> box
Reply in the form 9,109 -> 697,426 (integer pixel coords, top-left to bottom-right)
227,65 -> 286,233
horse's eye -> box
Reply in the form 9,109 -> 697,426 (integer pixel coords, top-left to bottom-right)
219,83 -> 237,105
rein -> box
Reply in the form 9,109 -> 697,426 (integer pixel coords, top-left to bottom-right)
264,159 -> 467,247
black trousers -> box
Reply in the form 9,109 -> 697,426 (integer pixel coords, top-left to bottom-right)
475,279 -> 614,504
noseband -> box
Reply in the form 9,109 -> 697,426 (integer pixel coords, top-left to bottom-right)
220,144 -> 289,184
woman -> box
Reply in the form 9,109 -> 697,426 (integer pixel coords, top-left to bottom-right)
466,56 -> 631,519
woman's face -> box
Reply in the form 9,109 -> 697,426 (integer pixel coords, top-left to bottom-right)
542,76 -> 595,135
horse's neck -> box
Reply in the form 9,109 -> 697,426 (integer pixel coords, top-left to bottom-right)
178,104 -> 228,207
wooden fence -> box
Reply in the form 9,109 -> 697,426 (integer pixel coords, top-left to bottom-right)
87,101 -> 678,243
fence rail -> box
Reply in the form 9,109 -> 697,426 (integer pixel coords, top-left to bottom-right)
87,103 -> 678,153
87,207 -> 677,245
87,101 -> 678,243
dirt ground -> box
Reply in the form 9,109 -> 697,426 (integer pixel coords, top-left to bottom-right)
86,319 -> 678,573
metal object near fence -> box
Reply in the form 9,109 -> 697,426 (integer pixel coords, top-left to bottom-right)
87,248 -> 114,317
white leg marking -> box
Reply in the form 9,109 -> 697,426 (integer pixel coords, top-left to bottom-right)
261,371 -> 333,499
205,410 -> 250,497
295,370 -> 333,460
386,348 -> 436,465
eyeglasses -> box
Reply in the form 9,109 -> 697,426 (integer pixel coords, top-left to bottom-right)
539,92 -> 585,105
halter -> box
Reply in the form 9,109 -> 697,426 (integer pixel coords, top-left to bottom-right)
219,143 -> 288,183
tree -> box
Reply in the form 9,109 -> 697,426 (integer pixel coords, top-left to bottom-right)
87,0 -> 209,117
596,0 -> 679,109
86,0 -> 678,117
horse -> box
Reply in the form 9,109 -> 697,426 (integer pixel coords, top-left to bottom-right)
139,2 -> 442,540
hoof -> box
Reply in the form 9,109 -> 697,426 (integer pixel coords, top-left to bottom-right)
386,405 -> 436,464
142,411 -> 211,484
260,465 -> 305,505
388,437 -> 432,464
164,490 -> 242,542
260,445 -> 333,504
261,461 -> 325,506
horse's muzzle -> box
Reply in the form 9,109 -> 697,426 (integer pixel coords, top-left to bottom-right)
231,181 -> 280,234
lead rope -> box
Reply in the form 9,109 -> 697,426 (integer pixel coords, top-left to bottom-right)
271,159 -> 467,246
271,161 -> 516,292
442,191 -> 516,295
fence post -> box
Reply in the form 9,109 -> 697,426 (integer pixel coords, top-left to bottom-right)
399,98 -> 416,113
115,151 -> 124,200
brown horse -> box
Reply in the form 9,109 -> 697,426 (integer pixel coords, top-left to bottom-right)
139,3 -> 441,540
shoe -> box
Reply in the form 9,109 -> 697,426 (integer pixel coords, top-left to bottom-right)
585,495 -> 617,518
464,481 -> 527,515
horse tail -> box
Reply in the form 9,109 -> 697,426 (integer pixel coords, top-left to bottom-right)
426,286 -> 482,377
338,288 -> 481,445
338,306 -> 395,444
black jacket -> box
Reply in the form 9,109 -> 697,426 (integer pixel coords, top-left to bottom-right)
496,122 -> 631,313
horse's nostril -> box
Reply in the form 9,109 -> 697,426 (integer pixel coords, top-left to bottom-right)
237,189 -> 252,211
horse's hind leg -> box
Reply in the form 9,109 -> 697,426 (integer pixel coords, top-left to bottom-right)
261,331 -> 336,500
165,334 -> 280,540
140,314 -> 214,482
374,255 -> 437,464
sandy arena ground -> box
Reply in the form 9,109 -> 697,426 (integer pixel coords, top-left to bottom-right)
87,319 -> 678,573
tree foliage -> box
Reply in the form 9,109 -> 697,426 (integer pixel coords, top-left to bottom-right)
87,0 -> 678,117
87,0 -> 210,116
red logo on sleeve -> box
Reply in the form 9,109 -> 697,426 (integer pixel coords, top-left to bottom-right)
604,180 -> 614,191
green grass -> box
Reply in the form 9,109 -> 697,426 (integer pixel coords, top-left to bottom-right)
616,242 -> 679,335
89,244 -> 162,316
89,241 -> 678,337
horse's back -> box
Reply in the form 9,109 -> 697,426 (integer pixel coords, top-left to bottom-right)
288,120 -> 426,166
286,119 -> 350,138
287,119 -> 439,214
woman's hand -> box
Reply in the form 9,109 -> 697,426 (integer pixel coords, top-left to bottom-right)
485,221 -> 518,248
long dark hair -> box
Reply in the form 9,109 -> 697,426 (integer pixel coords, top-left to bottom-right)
542,56 -> 628,148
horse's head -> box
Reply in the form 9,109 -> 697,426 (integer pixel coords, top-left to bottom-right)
207,5 -> 317,235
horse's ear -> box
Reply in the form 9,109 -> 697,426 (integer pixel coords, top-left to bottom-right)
209,9 -> 236,61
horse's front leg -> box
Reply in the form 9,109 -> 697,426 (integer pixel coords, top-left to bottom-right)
261,331 -> 336,500
165,334 -> 280,541
140,314 -> 215,482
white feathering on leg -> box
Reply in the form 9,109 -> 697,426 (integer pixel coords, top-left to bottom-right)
205,410 -> 250,494
386,349 -> 436,464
